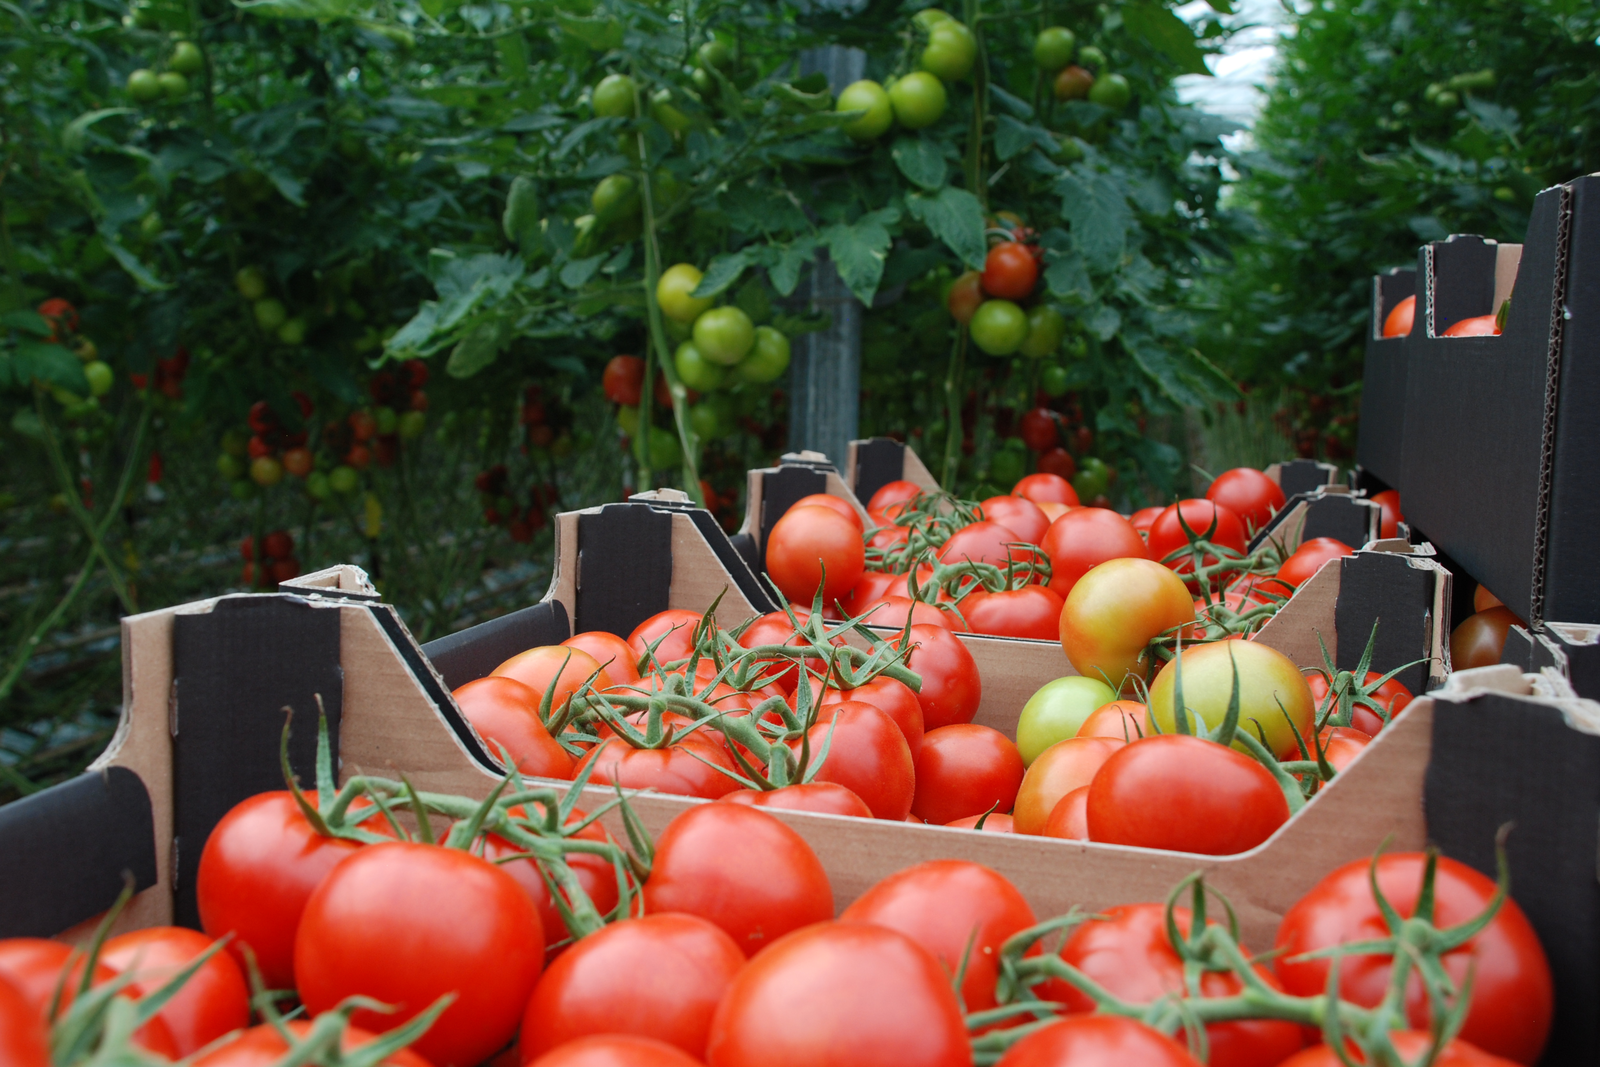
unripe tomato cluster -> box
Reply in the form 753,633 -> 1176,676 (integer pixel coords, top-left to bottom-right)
832,10 -> 976,142
1004,397 -> 1111,504
125,39 -> 200,104
34,298 -> 127,420
1035,26 -> 1132,111
235,266 -> 314,348
947,216 -> 1067,359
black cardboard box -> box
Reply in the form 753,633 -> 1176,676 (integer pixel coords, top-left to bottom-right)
1355,267 -> 1416,488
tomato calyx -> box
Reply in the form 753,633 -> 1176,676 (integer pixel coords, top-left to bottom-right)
1305,622 -> 1425,735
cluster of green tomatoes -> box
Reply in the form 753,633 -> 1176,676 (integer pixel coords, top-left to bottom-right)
125,39 -> 201,103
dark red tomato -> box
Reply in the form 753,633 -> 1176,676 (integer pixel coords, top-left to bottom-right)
937,519 -> 1028,570
1370,488 -> 1404,539
996,1015 -> 1201,1067
0,975 -> 47,1067
858,594 -> 962,632
910,724 -> 1023,831
813,675 -> 925,755
1451,606 -> 1520,670
1146,499 -> 1247,567
480,805 -> 621,956
296,842 -> 545,1067
1275,537 -> 1355,588
197,791 -> 376,990
959,586 -> 1064,639
893,624 -> 982,730
979,495 -> 1050,544
562,631 -> 640,683
1018,409 -> 1061,452
1275,1032 -> 1518,1067
528,1035 -> 704,1067
452,676 -> 576,779
1443,314 -> 1501,337
628,609 -> 704,669
798,701 -> 916,820
101,927 -> 250,1057
1129,505 -> 1163,534
981,242 -> 1039,300
193,1020 -> 434,1067
766,505 -> 867,608
519,913 -> 744,1062
945,812 -> 1014,832
1041,785 -> 1090,839
945,270 -> 983,325
722,781 -> 873,818
1383,295 -> 1415,338
1052,904 -> 1302,1067
1305,670 -> 1412,734
577,737 -> 742,800
1036,447 -> 1077,481
789,493 -> 864,532
601,355 -> 645,406
867,479 -> 924,513
1012,472 -> 1079,506
842,860 -> 1036,1012
1086,735 -> 1289,855
1205,468 -> 1286,534
705,921 -> 970,1067
1040,507 -> 1148,599
642,804 -> 834,957
1275,853 -> 1553,1064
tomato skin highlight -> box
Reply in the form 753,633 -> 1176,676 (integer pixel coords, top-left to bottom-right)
959,586 -> 1063,640
706,921 -> 971,1067
867,479 -> 923,513
528,1036 -> 704,1067
1041,785 -> 1090,839
937,519 -> 1031,570
642,804 -> 833,957
789,492 -> 863,531
1442,313 -> 1501,337
1275,537 -> 1354,587
1275,854 -> 1553,1064
1205,468 -> 1285,534
996,1015 -> 1201,1067
627,609 -> 704,668
100,927 -> 250,1057
1086,735 -> 1290,854
1147,499 -> 1247,569
295,842 -> 545,1067
1040,507 -> 1147,599
1382,294 -> 1416,338
979,494 -> 1049,544
1450,606 -> 1521,670
894,623 -> 982,729
578,737 -> 744,800
492,646 -> 612,712
1146,640 -> 1316,760
1012,472 -> 1079,506
518,913 -> 744,1062
1370,488 -> 1403,538
981,242 -> 1039,300
0,975 -> 48,1067
1013,735 -> 1122,835
722,781 -> 873,818
452,676 -> 575,779
1275,1033 -> 1518,1067
911,724 -> 1024,825
1058,558 -> 1196,687
765,505 -> 866,608
798,701 -> 916,820
562,631 -> 640,683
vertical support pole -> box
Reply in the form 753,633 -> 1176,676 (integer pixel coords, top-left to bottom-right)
790,45 -> 866,468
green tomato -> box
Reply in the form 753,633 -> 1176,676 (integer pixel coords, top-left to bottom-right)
139,212 -> 162,239
1016,676 -> 1118,765
1019,305 -> 1067,358
236,266 -> 268,301
398,410 -> 426,440
277,317 -> 307,345
691,67 -> 716,97
969,300 -> 1029,356
254,298 -> 287,331
306,471 -> 332,500
617,404 -> 640,436
230,479 -> 258,502
733,326 -> 790,384
127,69 -> 162,103
592,73 -> 637,118
251,455 -> 284,487
1074,456 -> 1110,500
911,8 -> 950,30
921,21 -> 976,82
647,425 -> 680,470
1089,72 -> 1131,110
1433,90 -> 1459,109
835,80 -> 893,142
1034,27 -> 1077,71
692,306 -> 755,366
657,263 -> 714,323
665,316 -> 692,344
651,89 -> 693,134
888,71 -> 947,129
697,39 -> 733,72
689,400 -> 724,439
171,41 -> 203,75
1056,135 -> 1085,162
674,341 -> 728,391
217,453 -> 245,480
591,174 -> 639,220
221,428 -> 249,458
158,72 -> 188,98
989,448 -> 1025,488
329,465 -> 361,494
374,406 -> 399,435
1040,363 -> 1070,397
83,361 -> 113,397
1077,45 -> 1106,69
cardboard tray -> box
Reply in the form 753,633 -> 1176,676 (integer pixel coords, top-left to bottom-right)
1393,174 -> 1600,626
1356,267 -> 1417,489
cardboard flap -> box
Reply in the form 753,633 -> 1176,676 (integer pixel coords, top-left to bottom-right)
1422,233 -> 1501,336
849,437 -> 907,506
421,601 -> 571,691
280,564 -> 379,600
1333,550 -> 1441,695
574,503 -> 674,636
0,767 -> 157,938
1249,490 -> 1374,554
1371,267 -> 1416,341
1274,460 -> 1339,498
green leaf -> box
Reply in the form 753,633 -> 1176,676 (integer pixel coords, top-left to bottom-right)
1057,169 -> 1132,273
819,208 -> 898,307
1045,252 -> 1094,303
692,250 -> 752,299
61,109 -> 134,154
906,186 -> 986,270
503,176 -> 540,249
234,0 -> 357,19
557,12 -> 624,50
560,254 -> 606,289
891,136 -> 947,191
13,340 -> 90,393
771,237 -> 818,297
989,85 -> 1035,119
99,230 -> 171,291
386,304 -> 442,360
1086,304 -> 1122,341
994,116 -> 1057,163
2,312 -> 53,337
9,407 -> 44,438
447,320 -> 510,379
1125,2 -> 1211,77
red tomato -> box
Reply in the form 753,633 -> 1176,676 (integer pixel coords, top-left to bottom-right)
865,522 -> 910,552
1051,904 -> 1302,1067
817,675 -> 925,756
1036,500 -> 1071,523
628,609 -> 704,668
946,270 -> 984,324
1314,725 -> 1371,773
101,927 -> 250,1056
858,594 -> 962,632
945,812 -> 1014,832
841,860 -> 1036,1012
602,355 -> 645,406
295,842 -> 545,1067
980,494 -> 1049,544
735,608 -> 819,693
798,702 -> 916,820
1450,607 -> 1521,670
722,781 -> 873,818
937,519 -> 1030,570
1276,854 -> 1552,1064
788,492 -> 864,532
1076,699 -> 1148,741
959,586 -> 1064,639
995,1015 -> 1201,1067
1086,735 -> 1289,854
1275,537 -> 1354,587
643,804 -> 833,956
893,624 -> 982,729
1382,295 -> 1415,338
981,242 -> 1039,300
1370,488 -> 1403,539
1275,1032 -> 1517,1067
1013,736 -> 1123,835
910,724 -> 1023,825
0,938 -> 112,1023
705,921 -> 970,1067
492,646 -> 613,710
528,1035 -> 703,1067
1013,472 -> 1079,506
1146,499 -> 1247,568
766,505 -> 866,608
1040,507 -> 1148,599
1128,505 -> 1163,534
1305,670 -> 1412,734
1205,468 -> 1285,534
1443,314 -> 1501,337
1058,558 -> 1195,686
867,479 -> 923,513
1018,409 -> 1061,452
1041,785 -> 1090,839
840,570 -> 901,616
0,975 -> 47,1067
562,631 -> 640,683
577,737 -> 743,800
452,676 -> 575,779
480,805 -> 621,957
518,914 -> 744,1062
193,1020 -> 434,1067
1037,447 -> 1078,480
